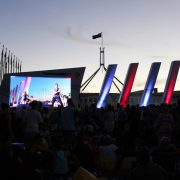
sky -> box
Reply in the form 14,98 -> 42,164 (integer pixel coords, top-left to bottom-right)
1,0 -> 180,93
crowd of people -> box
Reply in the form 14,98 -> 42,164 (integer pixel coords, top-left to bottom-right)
1,98 -> 180,180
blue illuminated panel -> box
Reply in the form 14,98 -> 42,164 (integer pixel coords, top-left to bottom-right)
96,64 -> 117,108
140,62 -> 161,107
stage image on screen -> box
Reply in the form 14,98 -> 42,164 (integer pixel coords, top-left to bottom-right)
9,76 -> 71,107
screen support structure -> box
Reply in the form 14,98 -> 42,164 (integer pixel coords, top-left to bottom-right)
80,33 -> 123,93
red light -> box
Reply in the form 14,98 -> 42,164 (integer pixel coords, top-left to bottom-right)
120,63 -> 138,107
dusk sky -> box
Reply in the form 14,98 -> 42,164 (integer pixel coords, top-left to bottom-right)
1,0 -> 180,93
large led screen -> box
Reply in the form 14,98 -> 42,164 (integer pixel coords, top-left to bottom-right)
9,76 -> 71,107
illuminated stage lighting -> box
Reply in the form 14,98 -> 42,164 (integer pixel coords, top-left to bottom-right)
162,61 -> 180,105
140,62 -> 161,107
96,64 -> 117,108
119,63 -> 138,107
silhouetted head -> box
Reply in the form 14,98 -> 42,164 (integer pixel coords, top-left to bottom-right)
159,136 -> 170,148
67,98 -> 74,106
54,83 -> 59,90
29,100 -> 38,109
137,146 -> 150,165
0,103 -> 9,113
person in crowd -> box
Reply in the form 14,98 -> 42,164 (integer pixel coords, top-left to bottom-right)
103,105 -> 115,134
98,135 -> 118,175
52,136 -> 69,179
127,146 -> 169,180
151,136 -> 177,175
155,106 -> 175,141
0,103 -> 13,156
74,133 -> 95,173
60,98 -> 77,146
22,100 -> 43,142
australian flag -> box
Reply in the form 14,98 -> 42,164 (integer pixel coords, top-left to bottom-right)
92,32 -> 102,39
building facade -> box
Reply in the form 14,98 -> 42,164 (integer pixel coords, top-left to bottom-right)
79,88 -> 180,108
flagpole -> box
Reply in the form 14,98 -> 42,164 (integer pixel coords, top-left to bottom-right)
8,50 -> 10,73
100,32 -> 105,72
0,45 -> 3,83
10,53 -> 13,73
101,32 -> 103,48
81,32 -> 123,93
3,48 -> 7,76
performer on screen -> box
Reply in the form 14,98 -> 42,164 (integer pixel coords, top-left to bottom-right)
22,91 -> 31,104
51,83 -> 63,107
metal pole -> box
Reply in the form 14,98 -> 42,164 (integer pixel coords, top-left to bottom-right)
81,68 -> 100,92
81,67 -> 100,88
101,32 -> 103,48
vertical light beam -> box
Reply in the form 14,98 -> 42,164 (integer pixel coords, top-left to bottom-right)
17,80 -> 25,105
24,77 -> 31,94
162,61 -> 180,105
96,64 -> 117,108
119,63 -> 138,107
140,62 -> 161,107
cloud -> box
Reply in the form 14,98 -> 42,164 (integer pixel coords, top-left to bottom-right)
134,78 -> 167,88
135,81 -> 146,87
136,78 -> 166,89
47,25 -> 130,48
47,26 -> 98,44
149,55 -> 169,59
156,78 -> 167,86
149,55 -> 180,60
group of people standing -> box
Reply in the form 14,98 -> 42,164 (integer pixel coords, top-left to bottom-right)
1,99 -> 180,180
